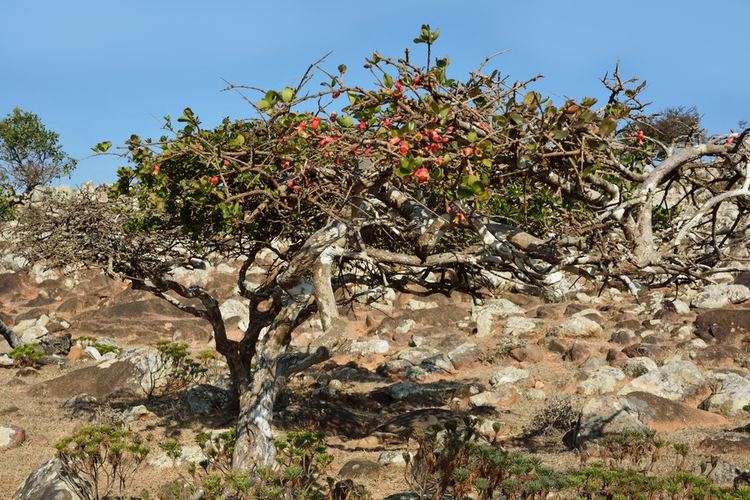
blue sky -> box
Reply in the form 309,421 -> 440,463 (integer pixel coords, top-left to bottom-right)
2,0 -> 748,186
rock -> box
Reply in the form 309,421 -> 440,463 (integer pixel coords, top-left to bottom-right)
622,357 -> 658,377
38,333 -> 72,356
469,387 -> 517,409
578,366 -> 625,396
700,431 -> 750,456
347,338 -> 390,356
694,308 -> 750,347
13,458 -> 92,500
63,394 -> 99,419
83,346 -> 102,361
610,329 -> 640,346
384,494 -> 420,500
185,384 -> 234,414
618,358 -> 707,402
701,373 -> 750,416
392,319 -> 416,338
692,461 -> 748,486
550,316 -> 603,338
396,346 -> 440,365
446,342 -> 480,368
338,459 -> 381,479
473,299 -> 523,337
378,450 -> 410,466
149,445 -> 206,469
0,425 -> 25,450
565,342 -> 592,363
490,367 -> 529,386
385,381 -> 424,401
66,346 -> 87,362
509,344 -> 543,362
691,284 -> 750,309
420,354 -> 454,374
220,299 -> 249,331
0,354 -> 13,367
38,348 -> 177,400
576,391 -> 728,444
503,316 -> 537,336
122,405 -> 153,422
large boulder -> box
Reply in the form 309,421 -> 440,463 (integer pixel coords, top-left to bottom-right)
37,348 -> 174,400
13,458 -> 92,500
701,373 -> 750,416
694,308 -> 750,347
691,284 -> 750,309
618,358 -> 707,402
576,391 -> 728,444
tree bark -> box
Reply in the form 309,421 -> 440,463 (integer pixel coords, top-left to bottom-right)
0,319 -> 19,348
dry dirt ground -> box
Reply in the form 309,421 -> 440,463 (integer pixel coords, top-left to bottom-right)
2,267 -> 750,498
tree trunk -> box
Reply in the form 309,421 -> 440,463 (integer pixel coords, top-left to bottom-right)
0,319 -> 19,348
232,347 -> 280,472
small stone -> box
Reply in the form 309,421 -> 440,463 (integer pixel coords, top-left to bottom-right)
610,329 -> 640,346
473,299 -> 524,338
623,357 -> 658,377
84,346 -> 102,361
503,316 -> 537,336
348,338 -> 390,356
338,459 -> 381,479
447,342 -> 481,368
701,373 -> 750,416
577,366 -> 626,396
490,367 -> 530,386
0,425 -> 25,450
386,381 -> 424,401
122,405 -> 153,422
378,451 -> 411,466
551,316 -> 604,338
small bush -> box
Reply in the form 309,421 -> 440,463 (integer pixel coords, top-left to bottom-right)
9,343 -> 44,367
141,340 -> 208,398
522,395 -> 582,438
55,425 -> 151,499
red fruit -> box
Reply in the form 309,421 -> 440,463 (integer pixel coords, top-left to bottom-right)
381,118 -> 393,128
428,142 -> 441,153
297,121 -> 307,131
152,165 -> 160,175
398,140 -> 410,156
726,137 -> 735,145
332,91 -> 341,99
311,116 -> 321,131
280,159 -> 291,169
364,148 -> 373,156
223,159 -> 230,166
208,176 -> 220,185
414,167 -> 429,183
329,112 -> 337,120
358,122 -> 367,130
319,136 -> 336,147
453,211 -> 466,224
637,130 -> 645,144
413,76 -> 421,84
434,156 -> 444,166
394,81 -> 403,93
287,179 -> 300,191
389,136 -> 401,146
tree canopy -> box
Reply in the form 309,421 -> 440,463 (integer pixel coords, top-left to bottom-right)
0,107 -> 76,193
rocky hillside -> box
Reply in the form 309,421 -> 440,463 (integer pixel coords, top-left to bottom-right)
2,255 -> 750,497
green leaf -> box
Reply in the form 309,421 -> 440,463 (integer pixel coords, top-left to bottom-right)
280,87 -> 295,103
467,131 -> 478,143
553,128 -> 569,140
228,134 -> 245,148
429,167 -> 444,181
337,115 -> 354,128
337,64 -> 347,75
510,113 -> 525,125
92,141 -> 112,153
257,99 -> 271,111
383,74 -> 394,88
599,117 -> 617,137
347,92 -> 358,106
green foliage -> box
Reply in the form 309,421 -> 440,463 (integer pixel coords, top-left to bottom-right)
9,343 -> 44,367
55,425 -> 151,499
0,185 -> 15,221
0,107 -> 75,192
142,340 -> 208,398
74,336 -> 119,355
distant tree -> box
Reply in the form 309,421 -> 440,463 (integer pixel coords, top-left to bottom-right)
638,106 -> 705,146
0,107 -> 76,193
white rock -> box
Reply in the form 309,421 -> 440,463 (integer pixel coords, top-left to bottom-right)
490,367 -> 530,386
578,366 -> 626,395
503,316 -> 537,336
473,299 -> 523,338
691,284 -> 750,309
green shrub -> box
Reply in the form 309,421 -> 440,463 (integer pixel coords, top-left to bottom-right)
9,343 -> 44,367
55,425 -> 151,499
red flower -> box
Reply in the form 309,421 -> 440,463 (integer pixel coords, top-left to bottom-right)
311,116 -> 321,131
329,112 -> 337,121
726,137 -> 735,145
428,142 -> 441,153
364,148 -> 373,156
223,159 -> 230,166
319,136 -> 336,147
394,81 -> 403,93
297,121 -> 308,131
152,165 -> 160,175
358,122 -> 367,130
414,167 -> 429,183
398,140 -> 410,156
280,159 -> 291,169
208,176 -> 220,185
381,118 -> 393,128
637,130 -> 645,145
413,76 -> 421,85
